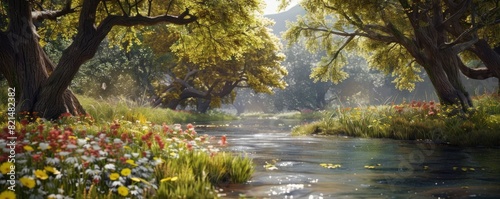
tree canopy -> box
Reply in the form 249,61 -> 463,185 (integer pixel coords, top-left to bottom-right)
282,0 -> 500,111
0,0 -> 286,118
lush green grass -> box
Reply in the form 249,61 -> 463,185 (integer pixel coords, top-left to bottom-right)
78,95 -> 237,124
293,95 -> 500,146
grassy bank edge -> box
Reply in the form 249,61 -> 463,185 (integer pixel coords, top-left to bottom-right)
292,95 -> 500,147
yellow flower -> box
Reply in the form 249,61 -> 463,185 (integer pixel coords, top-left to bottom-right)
34,169 -> 48,180
23,145 -> 34,152
44,166 -> 60,175
109,173 -> 120,181
117,186 -> 129,196
0,190 -> 16,199
20,176 -> 36,188
120,168 -> 131,176
125,159 -> 137,167
0,162 -> 13,174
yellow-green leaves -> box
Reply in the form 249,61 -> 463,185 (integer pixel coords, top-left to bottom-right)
283,0 -> 423,91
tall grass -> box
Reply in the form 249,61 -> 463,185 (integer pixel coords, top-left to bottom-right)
78,95 -> 236,124
293,95 -> 500,146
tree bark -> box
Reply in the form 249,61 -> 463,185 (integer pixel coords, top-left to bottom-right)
196,98 -> 211,113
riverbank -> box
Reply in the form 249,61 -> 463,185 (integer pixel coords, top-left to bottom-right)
292,94 -> 500,147
0,93 -> 251,198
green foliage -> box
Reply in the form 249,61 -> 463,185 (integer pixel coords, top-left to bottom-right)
0,117 -> 252,198
78,95 -> 236,124
293,95 -> 500,146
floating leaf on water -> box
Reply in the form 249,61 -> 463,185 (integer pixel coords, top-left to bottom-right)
364,165 -> 376,169
461,167 -> 468,172
264,162 -> 278,170
320,163 -> 341,169
453,167 -> 458,171
469,168 -> 475,171
423,166 -> 429,170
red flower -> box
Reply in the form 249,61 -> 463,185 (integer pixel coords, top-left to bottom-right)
60,112 -> 72,118
428,110 -> 435,116
32,154 -> 42,162
219,135 -> 227,146
20,119 -> 28,126
187,142 -> 193,151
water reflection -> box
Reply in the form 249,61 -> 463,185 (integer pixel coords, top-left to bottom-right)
197,119 -> 500,198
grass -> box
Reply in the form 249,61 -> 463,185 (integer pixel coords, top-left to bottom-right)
78,95 -> 237,124
0,87 -> 251,199
0,118 -> 253,199
293,94 -> 500,147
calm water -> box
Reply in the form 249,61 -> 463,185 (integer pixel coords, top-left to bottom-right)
197,118 -> 500,199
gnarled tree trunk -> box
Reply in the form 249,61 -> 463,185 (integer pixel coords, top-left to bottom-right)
1,0 -> 85,119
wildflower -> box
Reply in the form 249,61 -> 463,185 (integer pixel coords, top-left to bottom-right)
117,186 -> 129,196
121,168 -> 131,176
38,142 -> 51,150
34,169 -> 48,180
219,135 -> 227,146
111,181 -> 123,187
109,173 -> 120,181
32,154 -> 42,162
46,157 -> 60,165
187,123 -> 194,130
104,163 -> 116,170
0,162 -> 13,174
77,139 -> 87,146
428,110 -> 435,116
126,159 -> 137,167
0,190 -> 16,199
20,176 -> 36,188
65,157 -> 79,164
66,144 -> 77,149
23,145 -> 34,152
44,166 -> 60,175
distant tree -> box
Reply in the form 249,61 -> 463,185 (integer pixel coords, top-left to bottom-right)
145,17 -> 287,113
282,0 -> 500,112
274,44 -> 331,111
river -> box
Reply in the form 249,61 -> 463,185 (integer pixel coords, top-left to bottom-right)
196,118 -> 500,198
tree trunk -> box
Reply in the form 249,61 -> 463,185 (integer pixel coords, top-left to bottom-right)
2,0 -> 85,119
196,98 -> 211,113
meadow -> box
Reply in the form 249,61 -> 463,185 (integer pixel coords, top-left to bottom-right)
0,94 -> 252,199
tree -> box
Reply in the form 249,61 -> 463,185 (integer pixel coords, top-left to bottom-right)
146,13 -> 287,113
282,0 -> 500,112
0,0 -> 272,119
274,44 -> 331,111
0,0 -> 199,119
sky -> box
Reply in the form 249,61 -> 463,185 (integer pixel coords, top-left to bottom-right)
263,0 -> 300,15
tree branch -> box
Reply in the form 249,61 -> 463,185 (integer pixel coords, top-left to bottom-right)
451,37 -> 478,53
31,0 -> 77,23
97,9 -> 196,33
457,62 -> 495,80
